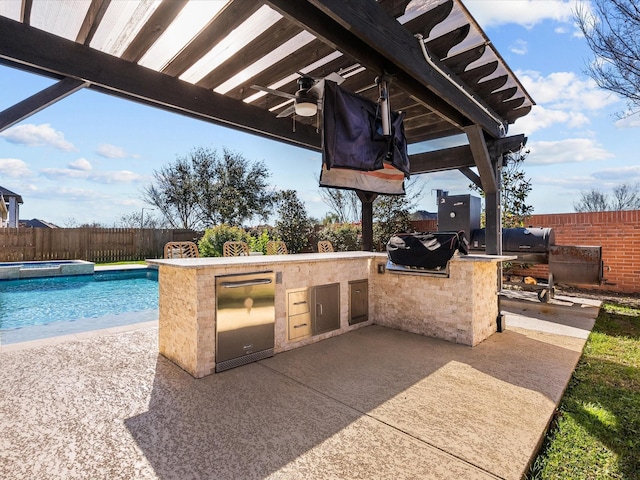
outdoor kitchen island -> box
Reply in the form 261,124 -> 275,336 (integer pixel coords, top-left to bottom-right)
148,252 -> 513,378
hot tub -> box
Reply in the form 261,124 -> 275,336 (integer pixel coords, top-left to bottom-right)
0,260 -> 95,280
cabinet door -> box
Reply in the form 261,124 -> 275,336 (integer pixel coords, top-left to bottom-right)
349,279 -> 368,325
312,283 -> 340,335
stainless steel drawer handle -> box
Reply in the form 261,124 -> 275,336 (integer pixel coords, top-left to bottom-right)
221,279 -> 272,288
293,323 -> 308,328
293,301 -> 307,305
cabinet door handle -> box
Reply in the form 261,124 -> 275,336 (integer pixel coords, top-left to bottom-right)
316,303 -> 323,316
293,323 -> 308,328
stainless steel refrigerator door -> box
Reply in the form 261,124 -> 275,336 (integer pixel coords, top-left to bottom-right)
215,272 -> 275,367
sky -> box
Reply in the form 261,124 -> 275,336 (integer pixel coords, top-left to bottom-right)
1,0 -> 638,227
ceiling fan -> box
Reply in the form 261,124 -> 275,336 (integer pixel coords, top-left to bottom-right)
251,72 -> 345,118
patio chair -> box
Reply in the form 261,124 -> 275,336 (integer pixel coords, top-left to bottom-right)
266,241 -> 288,255
318,240 -> 334,253
223,241 -> 250,257
164,241 -> 199,259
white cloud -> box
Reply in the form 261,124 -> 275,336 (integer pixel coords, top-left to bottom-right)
68,158 -> 93,171
615,112 -> 640,129
509,70 -> 620,134
0,123 -> 75,151
510,39 -> 528,55
464,0 -> 578,29
592,165 -> 640,182
527,138 -> 614,165
519,71 -> 618,111
511,105 -> 591,135
0,158 -> 33,178
96,143 -> 138,159
90,170 -> 144,183
39,167 -> 145,184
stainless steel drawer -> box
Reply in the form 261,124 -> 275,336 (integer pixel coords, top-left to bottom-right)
287,289 -> 310,316
288,312 -> 311,340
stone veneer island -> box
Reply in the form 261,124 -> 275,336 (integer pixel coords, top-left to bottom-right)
147,252 -> 514,378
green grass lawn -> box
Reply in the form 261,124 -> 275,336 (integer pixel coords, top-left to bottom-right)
528,301 -> 640,479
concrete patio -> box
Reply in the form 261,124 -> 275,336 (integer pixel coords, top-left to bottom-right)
0,293 -> 599,480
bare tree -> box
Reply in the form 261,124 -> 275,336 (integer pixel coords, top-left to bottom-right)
116,211 -> 162,229
576,0 -> 640,115
317,185 -> 360,223
144,155 -> 200,229
574,183 -> 640,212
612,183 -> 640,210
574,189 -> 610,212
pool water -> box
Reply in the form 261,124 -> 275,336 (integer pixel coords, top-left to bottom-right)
0,269 -> 158,344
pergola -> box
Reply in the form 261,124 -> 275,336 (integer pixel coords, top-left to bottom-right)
0,0 -> 534,252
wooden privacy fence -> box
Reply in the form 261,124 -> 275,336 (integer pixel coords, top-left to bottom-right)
0,228 -> 201,263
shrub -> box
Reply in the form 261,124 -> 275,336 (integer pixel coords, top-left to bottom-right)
198,224 -> 250,257
317,223 -> 362,251
246,228 -> 275,255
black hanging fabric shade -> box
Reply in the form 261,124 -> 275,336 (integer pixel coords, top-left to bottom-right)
322,81 -> 410,177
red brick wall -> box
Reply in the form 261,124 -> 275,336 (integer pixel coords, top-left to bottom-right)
509,210 -> 640,293
411,219 -> 438,232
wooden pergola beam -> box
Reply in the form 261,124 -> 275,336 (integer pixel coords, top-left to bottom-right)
0,16 -> 321,151
464,124 -> 497,194
267,0 -> 506,139
409,145 -> 475,174
0,77 -> 88,133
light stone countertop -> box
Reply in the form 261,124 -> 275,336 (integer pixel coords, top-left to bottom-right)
146,252 -> 515,269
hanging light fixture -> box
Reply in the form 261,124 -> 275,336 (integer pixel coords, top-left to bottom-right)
294,76 -> 318,117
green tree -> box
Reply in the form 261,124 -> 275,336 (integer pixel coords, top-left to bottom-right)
372,177 -> 425,250
576,0 -> 640,116
197,147 -> 275,227
470,148 -> 533,228
144,147 -> 275,229
273,190 -> 313,253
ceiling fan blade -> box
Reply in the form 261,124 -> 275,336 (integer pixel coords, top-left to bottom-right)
250,84 -> 296,100
276,105 -> 296,118
308,72 -> 346,99
324,72 -> 345,85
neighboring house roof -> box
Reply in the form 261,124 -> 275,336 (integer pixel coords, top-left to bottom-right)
19,219 -> 59,228
410,210 -> 438,221
0,186 -> 23,204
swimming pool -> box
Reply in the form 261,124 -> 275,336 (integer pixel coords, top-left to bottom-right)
0,268 -> 158,344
